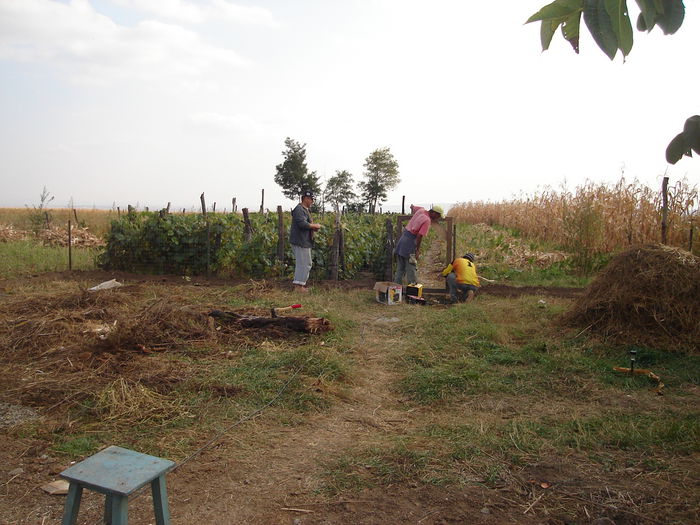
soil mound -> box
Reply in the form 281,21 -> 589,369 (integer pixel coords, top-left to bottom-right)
561,244 -> 700,351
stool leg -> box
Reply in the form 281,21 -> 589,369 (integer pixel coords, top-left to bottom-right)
151,475 -> 171,525
61,482 -> 83,525
109,495 -> 128,525
104,493 -> 113,525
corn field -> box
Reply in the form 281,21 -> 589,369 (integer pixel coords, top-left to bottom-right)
448,176 -> 699,260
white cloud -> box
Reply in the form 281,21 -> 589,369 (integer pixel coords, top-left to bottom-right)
185,112 -> 263,135
208,0 -> 277,27
112,0 -> 278,26
0,0 -> 247,87
111,0 -> 204,23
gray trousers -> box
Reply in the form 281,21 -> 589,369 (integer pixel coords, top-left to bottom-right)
292,244 -> 312,285
394,254 -> 417,285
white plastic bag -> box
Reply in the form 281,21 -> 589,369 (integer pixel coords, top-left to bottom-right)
88,279 -> 123,291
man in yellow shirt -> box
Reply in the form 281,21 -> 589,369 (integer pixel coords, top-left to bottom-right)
441,253 -> 479,303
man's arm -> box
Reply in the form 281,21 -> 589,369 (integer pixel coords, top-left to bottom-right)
292,206 -> 312,230
414,233 -> 423,259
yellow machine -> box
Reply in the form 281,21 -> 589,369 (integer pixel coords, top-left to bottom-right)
405,284 -> 423,298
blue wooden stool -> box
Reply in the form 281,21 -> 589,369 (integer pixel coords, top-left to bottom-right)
59,445 -> 175,525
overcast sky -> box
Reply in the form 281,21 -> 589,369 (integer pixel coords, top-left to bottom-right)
1,0 -> 698,212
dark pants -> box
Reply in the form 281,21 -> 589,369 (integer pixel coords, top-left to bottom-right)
446,273 -> 477,301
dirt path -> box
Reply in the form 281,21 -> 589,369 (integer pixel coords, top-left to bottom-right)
153,312 -> 437,524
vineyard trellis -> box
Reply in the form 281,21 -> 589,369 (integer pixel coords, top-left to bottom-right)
98,205 -> 390,280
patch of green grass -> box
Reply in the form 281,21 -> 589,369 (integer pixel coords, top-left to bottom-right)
480,262 -> 591,287
207,345 -> 348,412
393,296 -> 699,405
0,240 -> 99,277
557,412 -> 700,453
322,442 -> 436,494
399,357 -> 487,402
401,411 -> 699,487
53,434 -> 101,457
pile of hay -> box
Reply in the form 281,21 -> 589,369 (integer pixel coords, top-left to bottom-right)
0,224 -> 25,242
562,244 -> 700,351
38,225 -> 104,247
0,224 -> 104,246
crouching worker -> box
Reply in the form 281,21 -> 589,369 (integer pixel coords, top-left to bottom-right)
441,253 -> 479,303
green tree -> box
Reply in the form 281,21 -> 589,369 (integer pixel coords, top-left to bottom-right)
526,0 -> 698,163
323,170 -> 356,210
359,147 -> 400,213
274,137 -> 321,200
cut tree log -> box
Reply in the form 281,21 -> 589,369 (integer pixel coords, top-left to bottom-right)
208,310 -> 332,334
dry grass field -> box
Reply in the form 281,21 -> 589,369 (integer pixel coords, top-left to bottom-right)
449,176 -> 699,262
0,207 -> 117,236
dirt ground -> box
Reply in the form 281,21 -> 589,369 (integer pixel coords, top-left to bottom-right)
0,262 -> 695,525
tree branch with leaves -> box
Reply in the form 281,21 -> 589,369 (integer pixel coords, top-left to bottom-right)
526,0 -> 697,163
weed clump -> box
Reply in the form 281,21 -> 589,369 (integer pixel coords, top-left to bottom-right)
562,244 -> 700,351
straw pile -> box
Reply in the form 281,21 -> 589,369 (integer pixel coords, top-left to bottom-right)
0,225 -> 25,242
561,244 -> 700,351
38,225 -> 105,247
0,224 -> 104,246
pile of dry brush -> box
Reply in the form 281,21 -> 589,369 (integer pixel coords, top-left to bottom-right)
562,244 -> 700,351
0,224 -> 104,247
0,285 -> 331,427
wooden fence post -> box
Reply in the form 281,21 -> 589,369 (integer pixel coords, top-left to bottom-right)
166,202 -> 171,213
661,176 -> 669,244
453,223 -> 457,261
339,227 -> 346,275
232,197 -> 237,213
242,208 -> 253,241
401,196 -> 405,215
200,193 -> 207,217
68,220 -> 72,271
260,189 -> 265,213
330,207 -> 341,280
445,217 -> 454,266
277,205 -> 285,263
385,218 -> 394,281
690,220 -> 695,252
200,193 -> 210,277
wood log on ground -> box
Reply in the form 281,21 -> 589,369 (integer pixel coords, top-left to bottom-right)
208,310 -> 332,334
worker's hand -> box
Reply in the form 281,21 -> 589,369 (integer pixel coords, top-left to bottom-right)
310,223 -> 322,231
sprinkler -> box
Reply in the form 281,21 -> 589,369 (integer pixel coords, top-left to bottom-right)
629,348 -> 637,374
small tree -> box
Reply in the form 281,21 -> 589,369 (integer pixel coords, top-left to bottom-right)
324,170 -> 356,211
359,147 -> 400,213
26,186 -> 54,232
274,137 -> 321,200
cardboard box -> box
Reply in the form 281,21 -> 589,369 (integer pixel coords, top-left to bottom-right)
373,282 -> 403,305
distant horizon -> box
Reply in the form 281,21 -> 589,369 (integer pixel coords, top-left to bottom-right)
7,170 -> 696,214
